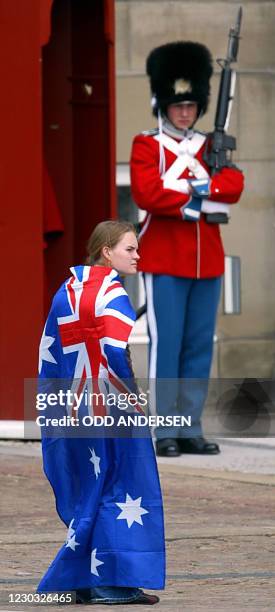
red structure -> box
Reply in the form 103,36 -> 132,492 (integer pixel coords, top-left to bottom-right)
0,0 -> 116,421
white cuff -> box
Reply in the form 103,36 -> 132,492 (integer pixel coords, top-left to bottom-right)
201,199 -> 230,215
163,176 -> 190,194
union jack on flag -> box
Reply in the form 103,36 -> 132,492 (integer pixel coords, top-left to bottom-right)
39,265 -> 138,416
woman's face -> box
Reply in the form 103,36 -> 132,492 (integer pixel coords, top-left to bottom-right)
104,231 -> 140,275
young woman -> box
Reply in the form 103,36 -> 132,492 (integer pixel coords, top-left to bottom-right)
37,221 -> 165,605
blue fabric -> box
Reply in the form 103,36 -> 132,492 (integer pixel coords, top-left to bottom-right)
148,274 -> 222,439
190,178 -> 210,197
37,265 -> 165,593
77,586 -> 142,603
182,196 -> 202,221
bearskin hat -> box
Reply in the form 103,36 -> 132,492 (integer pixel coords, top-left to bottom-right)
146,41 -> 213,117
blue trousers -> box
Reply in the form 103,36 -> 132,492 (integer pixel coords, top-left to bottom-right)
144,274 -> 222,439
76,587 -> 142,604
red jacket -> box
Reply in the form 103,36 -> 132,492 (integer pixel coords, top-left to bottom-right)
130,130 -> 244,278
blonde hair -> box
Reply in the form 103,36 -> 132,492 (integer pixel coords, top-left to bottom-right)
86,220 -> 136,265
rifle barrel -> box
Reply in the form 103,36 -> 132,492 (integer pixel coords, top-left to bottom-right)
227,6 -> 243,63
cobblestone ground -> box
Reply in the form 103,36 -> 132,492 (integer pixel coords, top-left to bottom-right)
0,441 -> 274,611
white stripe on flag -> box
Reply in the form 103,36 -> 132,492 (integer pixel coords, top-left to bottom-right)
103,308 -> 135,327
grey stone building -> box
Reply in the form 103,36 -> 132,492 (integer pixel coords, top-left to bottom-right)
115,0 -> 275,379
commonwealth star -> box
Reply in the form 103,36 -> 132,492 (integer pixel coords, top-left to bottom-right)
116,493 -> 149,528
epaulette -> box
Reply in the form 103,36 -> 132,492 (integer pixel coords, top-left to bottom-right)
141,128 -> 159,136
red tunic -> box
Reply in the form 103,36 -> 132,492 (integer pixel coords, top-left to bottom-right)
130,131 -> 244,278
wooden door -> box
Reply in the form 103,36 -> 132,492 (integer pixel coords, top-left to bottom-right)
43,0 -> 116,295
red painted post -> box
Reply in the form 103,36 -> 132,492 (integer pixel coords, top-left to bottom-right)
0,0 -> 117,422
104,0 -> 117,219
0,1 -> 47,420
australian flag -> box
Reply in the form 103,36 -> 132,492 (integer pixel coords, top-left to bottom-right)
37,265 -> 165,592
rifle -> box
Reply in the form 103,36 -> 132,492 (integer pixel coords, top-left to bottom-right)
136,304 -> 146,320
203,7 -> 243,224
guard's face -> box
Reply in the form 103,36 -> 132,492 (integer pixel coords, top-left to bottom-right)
106,231 -> 140,275
167,102 -> 198,130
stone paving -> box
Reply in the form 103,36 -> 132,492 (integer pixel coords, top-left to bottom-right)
158,437 -> 275,476
0,440 -> 274,611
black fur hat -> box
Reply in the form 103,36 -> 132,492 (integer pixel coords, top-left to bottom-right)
146,41 -> 213,117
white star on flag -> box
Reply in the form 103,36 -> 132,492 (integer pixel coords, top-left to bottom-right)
65,518 -> 80,551
91,548 -> 104,576
66,534 -> 80,551
116,493 -> 149,528
66,518 -> 75,541
89,447 -> 101,479
38,327 -> 57,374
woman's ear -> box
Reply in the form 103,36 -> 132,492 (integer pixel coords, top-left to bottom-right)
101,245 -> 111,262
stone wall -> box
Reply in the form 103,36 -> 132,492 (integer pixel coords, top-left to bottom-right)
116,0 -> 275,378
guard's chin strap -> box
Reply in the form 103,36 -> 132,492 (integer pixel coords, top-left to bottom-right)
158,110 -> 166,177
157,108 -> 203,177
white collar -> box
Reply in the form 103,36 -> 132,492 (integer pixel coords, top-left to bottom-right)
162,117 -> 194,141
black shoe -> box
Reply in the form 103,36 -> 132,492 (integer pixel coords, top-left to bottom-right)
156,438 -> 180,457
75,589 -> 159,605
130,592 -> 160,605
178,436 -> 220,455
75,589 -> 93,603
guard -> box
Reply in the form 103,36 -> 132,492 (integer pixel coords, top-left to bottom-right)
130,41 -> 244,456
